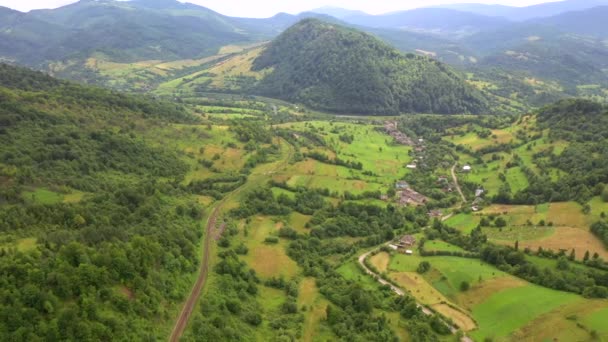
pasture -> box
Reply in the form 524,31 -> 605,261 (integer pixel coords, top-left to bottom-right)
470,285 -> 579,341
241,216 -> 299,279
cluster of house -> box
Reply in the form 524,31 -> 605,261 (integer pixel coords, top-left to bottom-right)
394,181 -> 428,206
388,235 -> 417,255
384,121 -> 413,145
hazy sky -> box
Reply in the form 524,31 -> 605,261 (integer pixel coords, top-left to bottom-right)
1,0 -> 561,17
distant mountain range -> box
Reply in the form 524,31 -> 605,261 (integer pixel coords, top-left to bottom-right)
0,0 -> 606,111
433,0 -> 608,21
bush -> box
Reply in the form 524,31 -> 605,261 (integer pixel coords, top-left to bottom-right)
460,281 -> 470,292
264,236 -> 279,244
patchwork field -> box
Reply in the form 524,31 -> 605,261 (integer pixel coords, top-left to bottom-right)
381,249 -> 608,341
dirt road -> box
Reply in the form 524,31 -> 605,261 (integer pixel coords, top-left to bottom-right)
358,249 -> 472,342
169,139 -> 294,341
169,206 -> 220,342
451,163 -> 467,204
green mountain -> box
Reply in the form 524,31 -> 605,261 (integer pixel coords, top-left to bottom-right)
251,19 -> 489,115
0,62 -> 204,340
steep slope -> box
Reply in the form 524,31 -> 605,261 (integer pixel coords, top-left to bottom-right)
251,19 -> 488,115
0,63 -> 204,340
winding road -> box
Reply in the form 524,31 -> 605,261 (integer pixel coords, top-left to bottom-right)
356,164 -> 473,341
358,247 -> 472,342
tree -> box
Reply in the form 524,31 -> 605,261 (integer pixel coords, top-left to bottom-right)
584,250 -> 590,262
568,249 -> 575,261
495,217 -> 507,228
602,188 -> 608,203
417,261 -> 431,274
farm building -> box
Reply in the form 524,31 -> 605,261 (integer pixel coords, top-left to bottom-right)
405,250 -> 414,255
406,164 -> 417,169
397,235 -> 416,247
462,165 -> 472,172
472,206 -> 480,212
398,188 -> 428,206
475,189 -> 485,197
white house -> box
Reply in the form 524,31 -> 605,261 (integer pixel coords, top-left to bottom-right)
406,164 -> 417,169
463,165 -> 472,172
405,250 -> 414,255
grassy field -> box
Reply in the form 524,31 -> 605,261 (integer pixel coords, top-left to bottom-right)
424,240 -> 466,253
298,278 -> 335,342
444,213 -> 481,234
382,245 -> 608,341
470,285 -> 579,341
483,226 -> 555,241
240,216 -> 299,279
369,252 -> 390,272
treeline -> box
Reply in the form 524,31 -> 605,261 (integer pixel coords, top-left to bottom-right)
304,151 -> 363,170
481,245 -> 608,298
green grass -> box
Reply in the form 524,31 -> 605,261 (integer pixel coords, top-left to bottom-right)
583,307 -> 608,336
483,226 -> 555,242
424,240 -> 465,253
505,167 -> 529,193
445,213 -> 481,234
337,259 -> 381,291
589,196 -> 608,221
471,285 -> 579,340
22,188 -> 64,205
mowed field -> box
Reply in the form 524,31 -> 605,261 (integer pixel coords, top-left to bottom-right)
385,252 -> 608,340
452,202 -> 608,261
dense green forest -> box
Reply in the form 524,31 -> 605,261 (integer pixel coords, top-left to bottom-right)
252,19 -> 489,115
0,64 -> 204,340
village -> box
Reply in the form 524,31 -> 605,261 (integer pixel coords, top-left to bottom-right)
382,120 -> 486,223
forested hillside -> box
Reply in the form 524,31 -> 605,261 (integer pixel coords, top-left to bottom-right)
252,19 -> 489,115
0,64 -> 203,340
